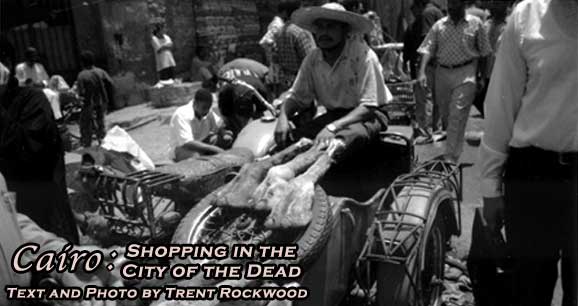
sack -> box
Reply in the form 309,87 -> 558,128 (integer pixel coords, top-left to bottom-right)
101,125 -> 155,170
467,208 -> 513,306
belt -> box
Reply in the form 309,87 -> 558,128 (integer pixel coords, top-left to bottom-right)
438,59 -> 474,69
506,146 -> 577,181
509,147 -> 578,166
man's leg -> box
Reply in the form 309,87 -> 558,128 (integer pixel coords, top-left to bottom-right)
166,66 -> 175,80
94,100 -> 106,142
561,167 -> 578,306
444,82 -> 476,162
414,83 -> 433,138
334,119 -> 382,161
434,67 -> 452,132
159,68 -> 172,81
414,69 -> 429,128
472,78 -> 488,118
562,216 -> 578,306
504,150 -> 574,306
79,101 -> 94,147
427,66 -> 441,133
414,65 -> 436,143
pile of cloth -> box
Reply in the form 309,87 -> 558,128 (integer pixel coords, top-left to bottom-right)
442,255 -> 475,306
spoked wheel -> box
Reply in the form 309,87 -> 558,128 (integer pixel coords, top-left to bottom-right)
420,212 -> 446,306
373,208 -> 448,306
191,209 -> 268,246
171,185 -> 334,269
171,187 -> 271,266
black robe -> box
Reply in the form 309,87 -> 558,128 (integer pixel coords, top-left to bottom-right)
0,84 -> 79,243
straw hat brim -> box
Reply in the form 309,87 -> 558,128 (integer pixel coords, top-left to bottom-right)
292,7 -> 374,35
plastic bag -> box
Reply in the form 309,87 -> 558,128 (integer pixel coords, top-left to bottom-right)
101,125 -> 155,170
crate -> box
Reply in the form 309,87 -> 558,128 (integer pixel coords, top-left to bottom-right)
94,170 -> 183,242
385,80 -> 416,126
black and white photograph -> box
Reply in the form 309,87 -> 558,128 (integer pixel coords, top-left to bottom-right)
0,0 -> 576,305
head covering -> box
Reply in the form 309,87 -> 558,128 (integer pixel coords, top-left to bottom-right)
292,2 -> 374,35
48,75 -> 70,91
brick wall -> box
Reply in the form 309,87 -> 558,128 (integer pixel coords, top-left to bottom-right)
72,0 -> 107,70
100,0 -> 156,83
94,0 -> 196,83
164,0 -> 196,80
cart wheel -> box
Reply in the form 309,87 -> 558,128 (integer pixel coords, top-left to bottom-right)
420,211 -> 446,306
374,209 -> 447,306
171,185 -> 333,269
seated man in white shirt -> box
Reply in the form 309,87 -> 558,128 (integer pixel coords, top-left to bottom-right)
169,88 -> 233,162
274,3 -> 392,159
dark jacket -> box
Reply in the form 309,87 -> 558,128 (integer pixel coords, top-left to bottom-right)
0,84 -> 78,243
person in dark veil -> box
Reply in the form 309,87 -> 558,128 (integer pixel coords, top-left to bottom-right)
0,36 -> 78,244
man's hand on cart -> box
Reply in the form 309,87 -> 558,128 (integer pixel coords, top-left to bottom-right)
315,125 -> 337,147
274,112 -> 293,147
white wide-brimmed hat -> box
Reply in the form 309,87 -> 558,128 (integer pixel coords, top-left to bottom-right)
292,2 -> 374,35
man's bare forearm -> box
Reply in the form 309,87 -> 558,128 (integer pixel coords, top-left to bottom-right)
419,53 -> 433,75
280,97 -> 303,119
332,105 -> 375,130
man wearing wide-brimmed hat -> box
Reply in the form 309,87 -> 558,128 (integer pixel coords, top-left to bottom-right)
274,2 -> 392,159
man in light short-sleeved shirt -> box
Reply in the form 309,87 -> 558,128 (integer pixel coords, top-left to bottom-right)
151,23 -> 176,81
417,0 -> 492,162
274,3 -> 392,159
169,88 -> 232,162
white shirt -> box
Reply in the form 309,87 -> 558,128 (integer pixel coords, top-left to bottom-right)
151,34 -> 176,71
169,101 -> 224,157
42,88 -> 62,120
287,36 -> 392,110
0,62 -> 9,86
14,62 -> 49,87
479,0 -> 578,197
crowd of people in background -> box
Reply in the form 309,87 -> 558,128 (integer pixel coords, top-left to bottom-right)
181,2 -> 577,306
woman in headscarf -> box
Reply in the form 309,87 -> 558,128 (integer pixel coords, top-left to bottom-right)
0,36 -> 79,244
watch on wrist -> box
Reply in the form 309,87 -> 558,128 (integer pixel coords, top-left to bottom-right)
326,123 -> 338,133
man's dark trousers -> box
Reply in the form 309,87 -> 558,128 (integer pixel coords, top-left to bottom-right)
504,147 -> 577,306
292,109 -> 383,160
80,99 -> 105,147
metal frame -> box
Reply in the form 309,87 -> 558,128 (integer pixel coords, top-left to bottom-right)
94,170 -> 183,241
356,159 -> 464,305
380,131 -> 417,170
